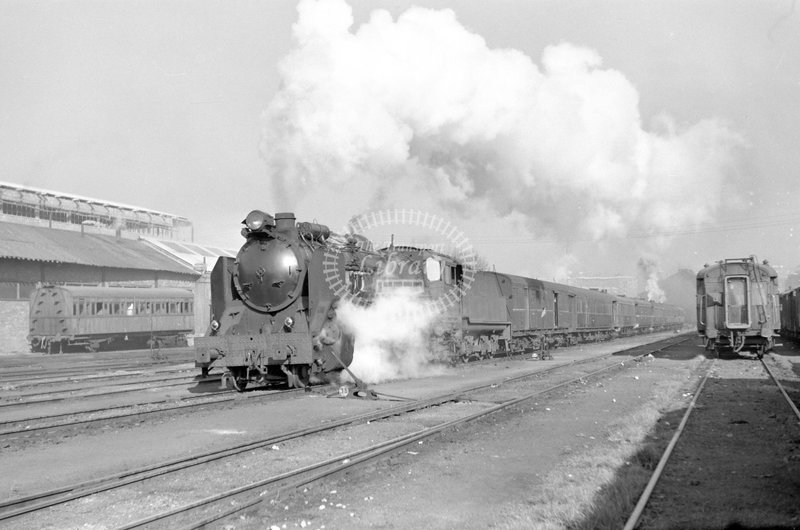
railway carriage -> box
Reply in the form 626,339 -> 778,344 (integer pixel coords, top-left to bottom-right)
779,286 -> 800,341
378,247 -> 684,362
696,257 -> 780,357
29,285 -> 194,353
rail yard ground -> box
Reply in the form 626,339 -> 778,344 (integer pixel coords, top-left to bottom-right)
1,332 -> 798,529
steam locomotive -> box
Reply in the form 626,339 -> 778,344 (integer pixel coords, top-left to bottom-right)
696,257 -> 780,357
196,212 -> 685,389
194,211 -> 375,390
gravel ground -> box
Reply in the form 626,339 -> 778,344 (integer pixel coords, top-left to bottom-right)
638,352 -> 800,529
6,332 -> 797,530
222,340 -> 694,529
224,340 -> 800,530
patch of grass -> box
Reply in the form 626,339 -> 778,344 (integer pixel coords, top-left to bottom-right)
495,356 -> 705,530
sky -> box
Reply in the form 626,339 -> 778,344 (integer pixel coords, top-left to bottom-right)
1,0 -> 799,286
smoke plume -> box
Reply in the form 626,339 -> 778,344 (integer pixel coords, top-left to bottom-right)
260,0 -> 743,243
637,257 -> 667,303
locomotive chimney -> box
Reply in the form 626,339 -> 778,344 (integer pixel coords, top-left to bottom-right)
274,212 -> 296,232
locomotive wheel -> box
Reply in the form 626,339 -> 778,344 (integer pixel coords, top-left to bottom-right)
231,369 -> 248,392
287,365 -> 310,388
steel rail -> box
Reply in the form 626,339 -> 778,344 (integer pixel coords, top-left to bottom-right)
0,394 -> 237,437
0,391 -> 229,428
623,357 -> 716,530
0,378 -> 212,409
624,352 -> 800,530
119,338 -> 690,530
4,372 -> 199,399
760,356 -> 800,423
0,364 -> 197,388
1,334 -> 688,526
0,390 -> 440,521
0,357 -> 194,382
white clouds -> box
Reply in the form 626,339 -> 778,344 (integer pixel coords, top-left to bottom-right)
261,0 -> 744,251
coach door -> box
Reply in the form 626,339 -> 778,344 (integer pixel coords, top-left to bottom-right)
612,300 -> 618,328
553,292 -> 559,328
524,287 -> 530,330
725,276 -> 750,328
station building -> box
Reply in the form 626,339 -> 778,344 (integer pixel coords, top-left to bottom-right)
0,180 -> 234,353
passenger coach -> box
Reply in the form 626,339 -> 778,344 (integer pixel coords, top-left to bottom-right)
696,257 -> 780,357
29,285 -> 193,353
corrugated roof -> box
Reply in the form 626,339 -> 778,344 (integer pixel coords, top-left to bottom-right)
0,222 -> 199,275
141,237 -> 236,272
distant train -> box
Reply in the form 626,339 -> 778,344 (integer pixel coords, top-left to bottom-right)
377,246 -> 685,362
194,211 -> 376,390
779,285 -> 800,342
696,257 -> 780,357
29,285 -> 194,353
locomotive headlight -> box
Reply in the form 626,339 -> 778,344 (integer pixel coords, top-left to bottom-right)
243,210 -> 275,232
210,319 -> 220,332
284,317 -> 294,330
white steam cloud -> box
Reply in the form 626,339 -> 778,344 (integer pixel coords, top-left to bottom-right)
261,0 -> 743,242
637,256 -> 666,303
337,289 -> 446,384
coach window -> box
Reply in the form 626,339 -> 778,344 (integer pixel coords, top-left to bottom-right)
425,258 -> 441,282
725,277 -> 749,326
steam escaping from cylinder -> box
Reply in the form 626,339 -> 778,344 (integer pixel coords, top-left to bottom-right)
260,0 -> 744,254
336,288 -> 446,384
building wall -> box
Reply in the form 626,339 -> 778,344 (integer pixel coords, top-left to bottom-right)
0,258 -> 198,353
0,301 -> 29,353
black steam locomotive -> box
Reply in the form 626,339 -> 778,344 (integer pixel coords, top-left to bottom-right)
194,211 -> 375,390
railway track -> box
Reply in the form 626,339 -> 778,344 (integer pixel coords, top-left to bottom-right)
0,364 -> 194,388
0,371 -> 214,406
0,334 -> 689,529
0,358 -> 194,387
624,352 -> 800,529
0,378 -> 312,438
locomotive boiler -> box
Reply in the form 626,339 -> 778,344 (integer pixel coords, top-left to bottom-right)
194,211 -> 375,390
696,257 -> 780,357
